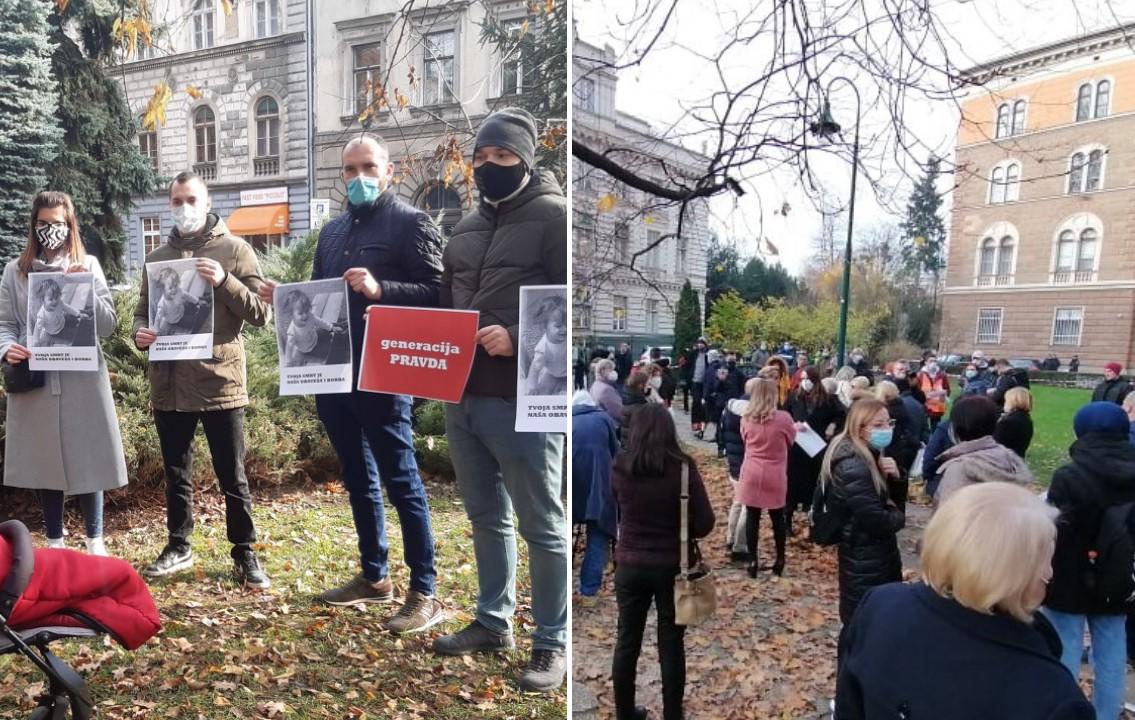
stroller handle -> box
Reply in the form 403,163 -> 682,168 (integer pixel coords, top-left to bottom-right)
0,520 -> 34,622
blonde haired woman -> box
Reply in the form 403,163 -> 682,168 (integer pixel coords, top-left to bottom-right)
994,386 -> 1034,458
837,482 -> 1092,718
0,191 -> 126,554
736,374 -> 796,578
820,398 -> 904,623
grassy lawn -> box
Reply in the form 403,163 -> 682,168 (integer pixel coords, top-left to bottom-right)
0,482 -> 563,720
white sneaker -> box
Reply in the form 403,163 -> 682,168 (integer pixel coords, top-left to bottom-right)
47,537 -> 65,549
84,536 -> 107,556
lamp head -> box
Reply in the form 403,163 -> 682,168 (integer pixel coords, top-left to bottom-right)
810,99 -> 842,139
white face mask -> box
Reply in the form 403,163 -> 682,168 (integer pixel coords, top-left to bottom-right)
171,203 -> 207,235
926,363 -> 939,374
800,378 -> 814,392
605,370 -> 618,383
650,376 -> 663,390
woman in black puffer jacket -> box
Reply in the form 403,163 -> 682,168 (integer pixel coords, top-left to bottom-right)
822,397 -> 906,624
720,393 -> 750,559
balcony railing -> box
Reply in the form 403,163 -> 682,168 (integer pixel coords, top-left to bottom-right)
192,162 -> 216,182
975,274 -> 1012,287
1051,269 -> 1096,284
253,157 -> 279,177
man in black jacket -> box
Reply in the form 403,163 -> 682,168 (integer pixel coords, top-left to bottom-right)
1092,362 -> 1132,405
432,109 -> 567,692
258,135 -> 444,632
989,359 -> 1030,409
848,346 -> 873,385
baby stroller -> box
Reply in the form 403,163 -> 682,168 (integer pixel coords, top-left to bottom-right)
0,519 -> 160,719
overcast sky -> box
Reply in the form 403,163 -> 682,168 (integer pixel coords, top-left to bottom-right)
574,0 -> 1135,277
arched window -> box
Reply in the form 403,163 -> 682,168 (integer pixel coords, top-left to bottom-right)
255,97 -> 279,158
1078,228 -> 1097,271
193,106 -> 216,180
1004,163 -> 1020,201
979,237 -> 997,277
1068,147 -> 1105,193
1095,80 -> 1111,119
996,103 -> 1010,138
989,166 -> 1005,203
997,236 -> 1015,277
1068,153 -> 1085,193
1052,214 -> 1102,284
988,162 -> 1021,204
1011,100 -> 1026,134
1086,149 -> 1103,191
1056,230 -> 1076,271
417,182 -> 464,236
1077,83 -> 1093,121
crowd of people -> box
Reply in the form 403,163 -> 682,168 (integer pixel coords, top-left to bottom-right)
573,337 -> 1135,719
2,108 -> 567,692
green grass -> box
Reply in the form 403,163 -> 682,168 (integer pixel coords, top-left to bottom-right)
0,483 -> 563,719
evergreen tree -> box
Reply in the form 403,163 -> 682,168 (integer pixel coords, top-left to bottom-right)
673,279 -> 702,354
0,0 -> 62,261
47,0 -> 158,282
480,0 -> 566,185
900,156 -> 947,284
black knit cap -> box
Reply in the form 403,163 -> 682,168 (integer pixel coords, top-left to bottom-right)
475,107 -> 537,169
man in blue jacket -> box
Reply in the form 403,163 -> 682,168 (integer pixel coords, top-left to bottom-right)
260,134 -> 444,633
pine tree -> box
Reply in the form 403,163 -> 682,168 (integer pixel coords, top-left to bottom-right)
479,0 -> 567,185
0,0 -> 62,261
47,0 -> 158,282
673,279 -> 702,355
900,156 -> 947,287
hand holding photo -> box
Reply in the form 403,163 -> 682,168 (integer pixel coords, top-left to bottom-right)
273,279 -> 353,395
145,258 -> 214,361
26,271 -> 98,371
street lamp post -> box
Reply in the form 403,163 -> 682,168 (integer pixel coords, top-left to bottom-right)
809,77 -> 861,369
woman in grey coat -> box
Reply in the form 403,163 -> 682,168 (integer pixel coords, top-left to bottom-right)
0,191 -> 127,555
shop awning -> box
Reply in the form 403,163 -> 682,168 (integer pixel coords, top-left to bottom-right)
227,204 -> 289,235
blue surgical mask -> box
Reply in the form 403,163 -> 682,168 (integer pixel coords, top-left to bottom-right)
868,428 -> 893,450
347,175 -> 382,206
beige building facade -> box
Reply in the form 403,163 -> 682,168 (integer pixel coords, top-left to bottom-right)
941,23 -> 1135,371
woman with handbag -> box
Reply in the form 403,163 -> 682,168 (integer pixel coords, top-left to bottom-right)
0,191 -> 127,555
611,403 -> 716,720
819,397 -> 905,624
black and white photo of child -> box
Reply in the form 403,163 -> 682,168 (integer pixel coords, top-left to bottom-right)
519,289 -> 568,397
277,285 -> 349,368
148,263 -> 213,337
27,274 -> 95,349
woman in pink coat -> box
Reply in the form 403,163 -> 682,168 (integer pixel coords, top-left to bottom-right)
737,372 -> 798,578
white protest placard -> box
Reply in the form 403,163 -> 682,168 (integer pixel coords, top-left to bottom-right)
795,424 -> 828,458
27,272 -> 98,372
515,285 -> 568,433
274,279 -> 352,395
146,258 -> 214,361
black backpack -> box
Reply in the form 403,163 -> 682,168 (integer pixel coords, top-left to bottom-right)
810,481 -> 844,546
1084,501 -> 1135,604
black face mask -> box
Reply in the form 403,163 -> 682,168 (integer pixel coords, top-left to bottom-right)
727,360 -> 736,368
474,161 -> 528,202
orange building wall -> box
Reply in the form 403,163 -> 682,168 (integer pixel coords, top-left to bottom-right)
958,57 -> 1135,146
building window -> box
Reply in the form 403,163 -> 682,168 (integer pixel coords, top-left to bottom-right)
1054,225 -> 1099,283
1076,80 -> 1111,121
996,237 -> 1014,277
612,295 -> 627,332
1051,307 -> 1083,346
1068,149 -> 1104,193
574,210 -> 595,257
1076,83 -> 1092,121
192,0 -> 215,50
254,97 -> 280,176
976,308 -> 1003,345
573,286 -> 591,331
677,236 -> 688,274
193,106 -> 217,180
614,224 -> 629,263
645,299 -> 658,334
353,43 -> 382,115
988,162 -> 1020,204
975,225 -> 1016,286
1011,100 -> 1026,134
138,127 -> 159,172
254,0 -> 280,38
501,19 -> 525,95
422,31 -> 456,106
996,103 -> 1010,138
575,77 -> 595,113
1096,80 -> 1111,118
142,217 -> 162,255
244,234 -> 285,254
646,229 -> 662,268
416,182 -> 464,236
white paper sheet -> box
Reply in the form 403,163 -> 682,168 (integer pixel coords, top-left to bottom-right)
795,424 -> 828,458
273,279 -> 353,395
146,258 -> 214,361
515,285 -> 569,433
27,272 -> 99,372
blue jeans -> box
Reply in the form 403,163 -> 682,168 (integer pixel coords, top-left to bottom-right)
1042,608 -> 1126,719
40,490 -> 103,539
317,392 -> 436,595
445,395 -> 567,651
579,522 -> 611,596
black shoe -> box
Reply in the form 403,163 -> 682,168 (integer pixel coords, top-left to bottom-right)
518,648 -> 566,692
729,551 -> 750,563
747,562 -> 758,579
772,557 -> 785,577
620,706 -> 649,720
432,620 -> 515,656
233,551 -> 271,589
142,545 -> 193,578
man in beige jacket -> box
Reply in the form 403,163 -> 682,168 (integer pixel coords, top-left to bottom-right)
133,171 -> 272,589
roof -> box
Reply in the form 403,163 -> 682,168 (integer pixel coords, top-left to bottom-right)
961,22 -> 1135,81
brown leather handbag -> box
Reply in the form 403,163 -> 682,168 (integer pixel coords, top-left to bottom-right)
674,461 -> 716,626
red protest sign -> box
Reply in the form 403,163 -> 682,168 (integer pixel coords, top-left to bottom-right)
357,305 -> 480,403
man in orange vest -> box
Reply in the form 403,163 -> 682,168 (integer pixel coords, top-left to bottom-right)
915,354 -> 951,429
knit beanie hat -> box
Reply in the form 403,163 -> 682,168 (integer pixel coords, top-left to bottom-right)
474,108 -> 537,169
1073,401 -> 1129,438
1106,362 -> 1123,375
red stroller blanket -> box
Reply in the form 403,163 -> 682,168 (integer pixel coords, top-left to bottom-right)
1,538 -> 160,650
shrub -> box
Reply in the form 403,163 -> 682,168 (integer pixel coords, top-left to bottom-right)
413,400 -> 447,437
